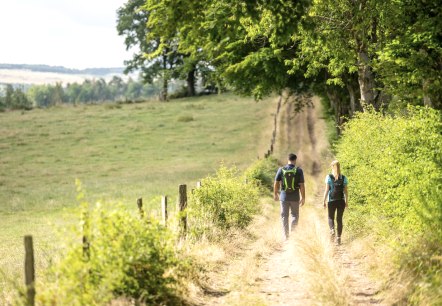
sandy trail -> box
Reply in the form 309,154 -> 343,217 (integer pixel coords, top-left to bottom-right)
198,96 -> 383,305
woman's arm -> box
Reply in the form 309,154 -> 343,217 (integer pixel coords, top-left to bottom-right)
344,185 -> 349,208
323,183 -> 330,208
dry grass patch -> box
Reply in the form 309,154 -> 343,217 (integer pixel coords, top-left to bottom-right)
294,207 -> 352,305
187,198 -> 281,304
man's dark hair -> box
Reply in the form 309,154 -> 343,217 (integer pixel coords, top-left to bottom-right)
288,153 -> 297,161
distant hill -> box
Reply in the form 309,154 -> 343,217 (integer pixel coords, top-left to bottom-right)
0,63 -> 125,76
0,64 -> 129,86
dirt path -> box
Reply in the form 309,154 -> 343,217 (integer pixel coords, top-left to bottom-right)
198,96 -> 383,305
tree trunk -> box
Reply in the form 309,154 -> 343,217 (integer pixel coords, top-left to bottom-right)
423,79 -> 433,107
326,85 -> 351,135
160,52 -> 168,101
161,76 -> 168,101
326,88 -> 341,135
186,68 -> 196,97
357,51 -> 378,110
346,81 -> 357,116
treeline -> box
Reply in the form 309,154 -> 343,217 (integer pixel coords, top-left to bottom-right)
117,0 -> 441,126
0,76 -> 168,111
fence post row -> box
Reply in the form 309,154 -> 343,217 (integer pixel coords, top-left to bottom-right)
265,95 -> 282,158
24,235 -> 35,306
178,184 -> 187,238
161,196 -> 168,226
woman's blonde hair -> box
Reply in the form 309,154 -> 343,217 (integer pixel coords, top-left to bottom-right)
330,160 -> 341,177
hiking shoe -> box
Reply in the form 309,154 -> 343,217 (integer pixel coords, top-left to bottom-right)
336,237 -> 341,245
330,229 -> 335,242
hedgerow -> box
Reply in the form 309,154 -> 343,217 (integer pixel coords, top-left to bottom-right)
336,105 -> 441,303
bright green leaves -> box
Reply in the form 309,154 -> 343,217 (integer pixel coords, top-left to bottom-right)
37,202 -> 187,305
188,165 -> 261,240
337,106 -> 442,304
337,106 -> 442,242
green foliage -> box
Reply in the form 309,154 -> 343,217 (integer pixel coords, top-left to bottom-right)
244,156 -> 280,193
117,0 -> 198,100
188,165 -> 261,240
375,0 -> 442,108
0,85 -> 32,110
25,77 -> 160,108
336,105 -> 442,302
36,197 -> 189,305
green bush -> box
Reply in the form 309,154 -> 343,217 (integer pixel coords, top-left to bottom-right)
188,165 -> 261,240
336,105 -> 441,303
244,156 -> 280,193
36,200 -> 189,305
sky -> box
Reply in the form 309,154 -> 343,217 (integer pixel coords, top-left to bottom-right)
0,0 -> 134,69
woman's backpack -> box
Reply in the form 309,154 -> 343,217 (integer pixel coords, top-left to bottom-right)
329,174 -> 345,201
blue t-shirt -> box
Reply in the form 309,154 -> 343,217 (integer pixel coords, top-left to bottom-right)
325,174 -> 349,202
275,164 -> 304,201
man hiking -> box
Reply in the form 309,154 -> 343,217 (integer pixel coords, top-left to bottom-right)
274,153 -> 305,240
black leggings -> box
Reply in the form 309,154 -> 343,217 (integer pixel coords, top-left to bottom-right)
328,200 -> 345,236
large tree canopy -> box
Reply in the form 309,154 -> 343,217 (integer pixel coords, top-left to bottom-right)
119,0 -> 441,119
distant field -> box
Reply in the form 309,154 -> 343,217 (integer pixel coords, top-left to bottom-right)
0,69 -> 123,85
0,93 -> 277,286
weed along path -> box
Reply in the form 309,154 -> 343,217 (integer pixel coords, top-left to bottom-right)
197,96 -> 383,305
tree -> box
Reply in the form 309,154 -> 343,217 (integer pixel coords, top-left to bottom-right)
117,0 -> 196,100
108,76 -> 126,101
375,0 -> 442,109
11,86 -> 32,110
143,0 -> 311,99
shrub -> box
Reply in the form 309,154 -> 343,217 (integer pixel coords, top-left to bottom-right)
36,200 -> 189,305
188,165 -> 261,240
336,105 -> 442,303
244,156 -> 280,193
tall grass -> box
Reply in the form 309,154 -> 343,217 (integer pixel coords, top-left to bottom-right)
294,207 -> 351,305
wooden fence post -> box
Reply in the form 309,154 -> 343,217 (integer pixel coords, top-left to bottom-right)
82,210 -> 90,261
137,197 -> 144,218
196,181 -> 202,188
161,196 -> 168,226
178,184 -> 187,237
24,235 -> 35,306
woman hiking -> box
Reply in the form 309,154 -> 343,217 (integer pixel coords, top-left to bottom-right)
323,160 -> 348,245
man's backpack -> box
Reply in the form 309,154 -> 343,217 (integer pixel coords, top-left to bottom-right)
282,167 -> 298,193
329,174 -> 346,201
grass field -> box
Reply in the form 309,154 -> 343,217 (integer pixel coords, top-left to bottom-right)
0,93 -> 278,288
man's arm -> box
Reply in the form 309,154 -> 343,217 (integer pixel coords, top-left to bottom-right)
274,181 -> 280,201
299,183 -> 305,206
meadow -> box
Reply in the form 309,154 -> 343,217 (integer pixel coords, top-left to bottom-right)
0,93 -> 278,285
